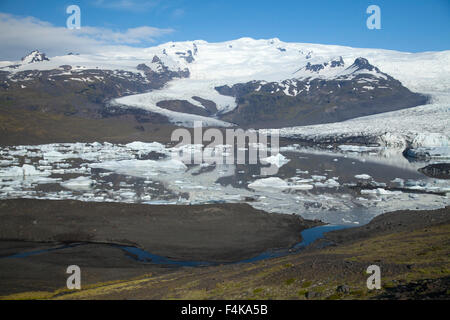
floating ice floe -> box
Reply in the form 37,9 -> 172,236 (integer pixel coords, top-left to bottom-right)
125,141 -> 167,153
261,153 -> 290,168
61,176 -> 94,191
0,165 -> 50,177
43,150 -> 74,161
338,145 -> 381,152
314,179 -> 340,188
0,140 -> 448,225
248,177 -> 289,190
290,177 -> 313,183
32,177 -> 62,184
405,146 -> 450,160
355,174 -> 372,180
89,159 -> 188,177
248,177 -> 314,191
361,188 -> 402,196
289,184 -> 314,190
0,159 -> 16,166
391,178 -> 405,187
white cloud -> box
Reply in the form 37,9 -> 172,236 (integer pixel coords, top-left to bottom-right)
75,25 -> 174,44
0,13 -> 174,60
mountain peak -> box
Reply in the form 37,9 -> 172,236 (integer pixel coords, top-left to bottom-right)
348,57 -> 377,72
21,50 -> 50,64
151,55 -> 162,64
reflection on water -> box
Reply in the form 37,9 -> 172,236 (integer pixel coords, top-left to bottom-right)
0,142 -> 448,225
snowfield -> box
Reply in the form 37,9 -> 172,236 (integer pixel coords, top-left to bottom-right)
111,78 -> 236,127
4,38 -> 450,128
111,39 -> 450,126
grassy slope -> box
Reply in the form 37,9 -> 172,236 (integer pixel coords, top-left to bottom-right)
3,222 -> 448,300
0,106 -> 179,146
0,71 -> 179,146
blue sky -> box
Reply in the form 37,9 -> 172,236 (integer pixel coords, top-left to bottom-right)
0,0 -> 449,57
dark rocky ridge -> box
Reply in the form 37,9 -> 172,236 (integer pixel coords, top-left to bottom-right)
156,100 -> 211,116
137,55 -> 190,88
0,55 -> 191,145
302,56 -> 345,72
0,54 -> 189,120
214,58 -> 427,128
1,68 -> 158,119
21,50 -> 50,64
0,54 -> 430,144
419,163 -> 450,180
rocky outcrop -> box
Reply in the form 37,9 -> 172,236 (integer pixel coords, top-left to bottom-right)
21,50 -> 50,64
216,58 -> 427,128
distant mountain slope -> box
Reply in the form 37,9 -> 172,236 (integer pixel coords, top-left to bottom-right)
105,38 -> 448,128
0,38 -> 449,139
216,57 -> 427,128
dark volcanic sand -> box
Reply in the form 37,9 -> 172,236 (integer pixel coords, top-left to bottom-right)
0,199 -> 320,263
0,201 -> 448,298
0,199 -> 321,295
0,242 -> 158,296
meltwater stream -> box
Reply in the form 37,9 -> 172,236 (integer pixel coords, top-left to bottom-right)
2,225 -> 351,266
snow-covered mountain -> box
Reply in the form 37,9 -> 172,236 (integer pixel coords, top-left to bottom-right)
1,37 -> 449,129
3,37 -> 449,88
21,50 -> 49,64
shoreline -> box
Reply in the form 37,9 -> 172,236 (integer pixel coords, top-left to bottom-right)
0,198 -> 321,296
0,199 -> 448,299
0,199 -> 322,262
